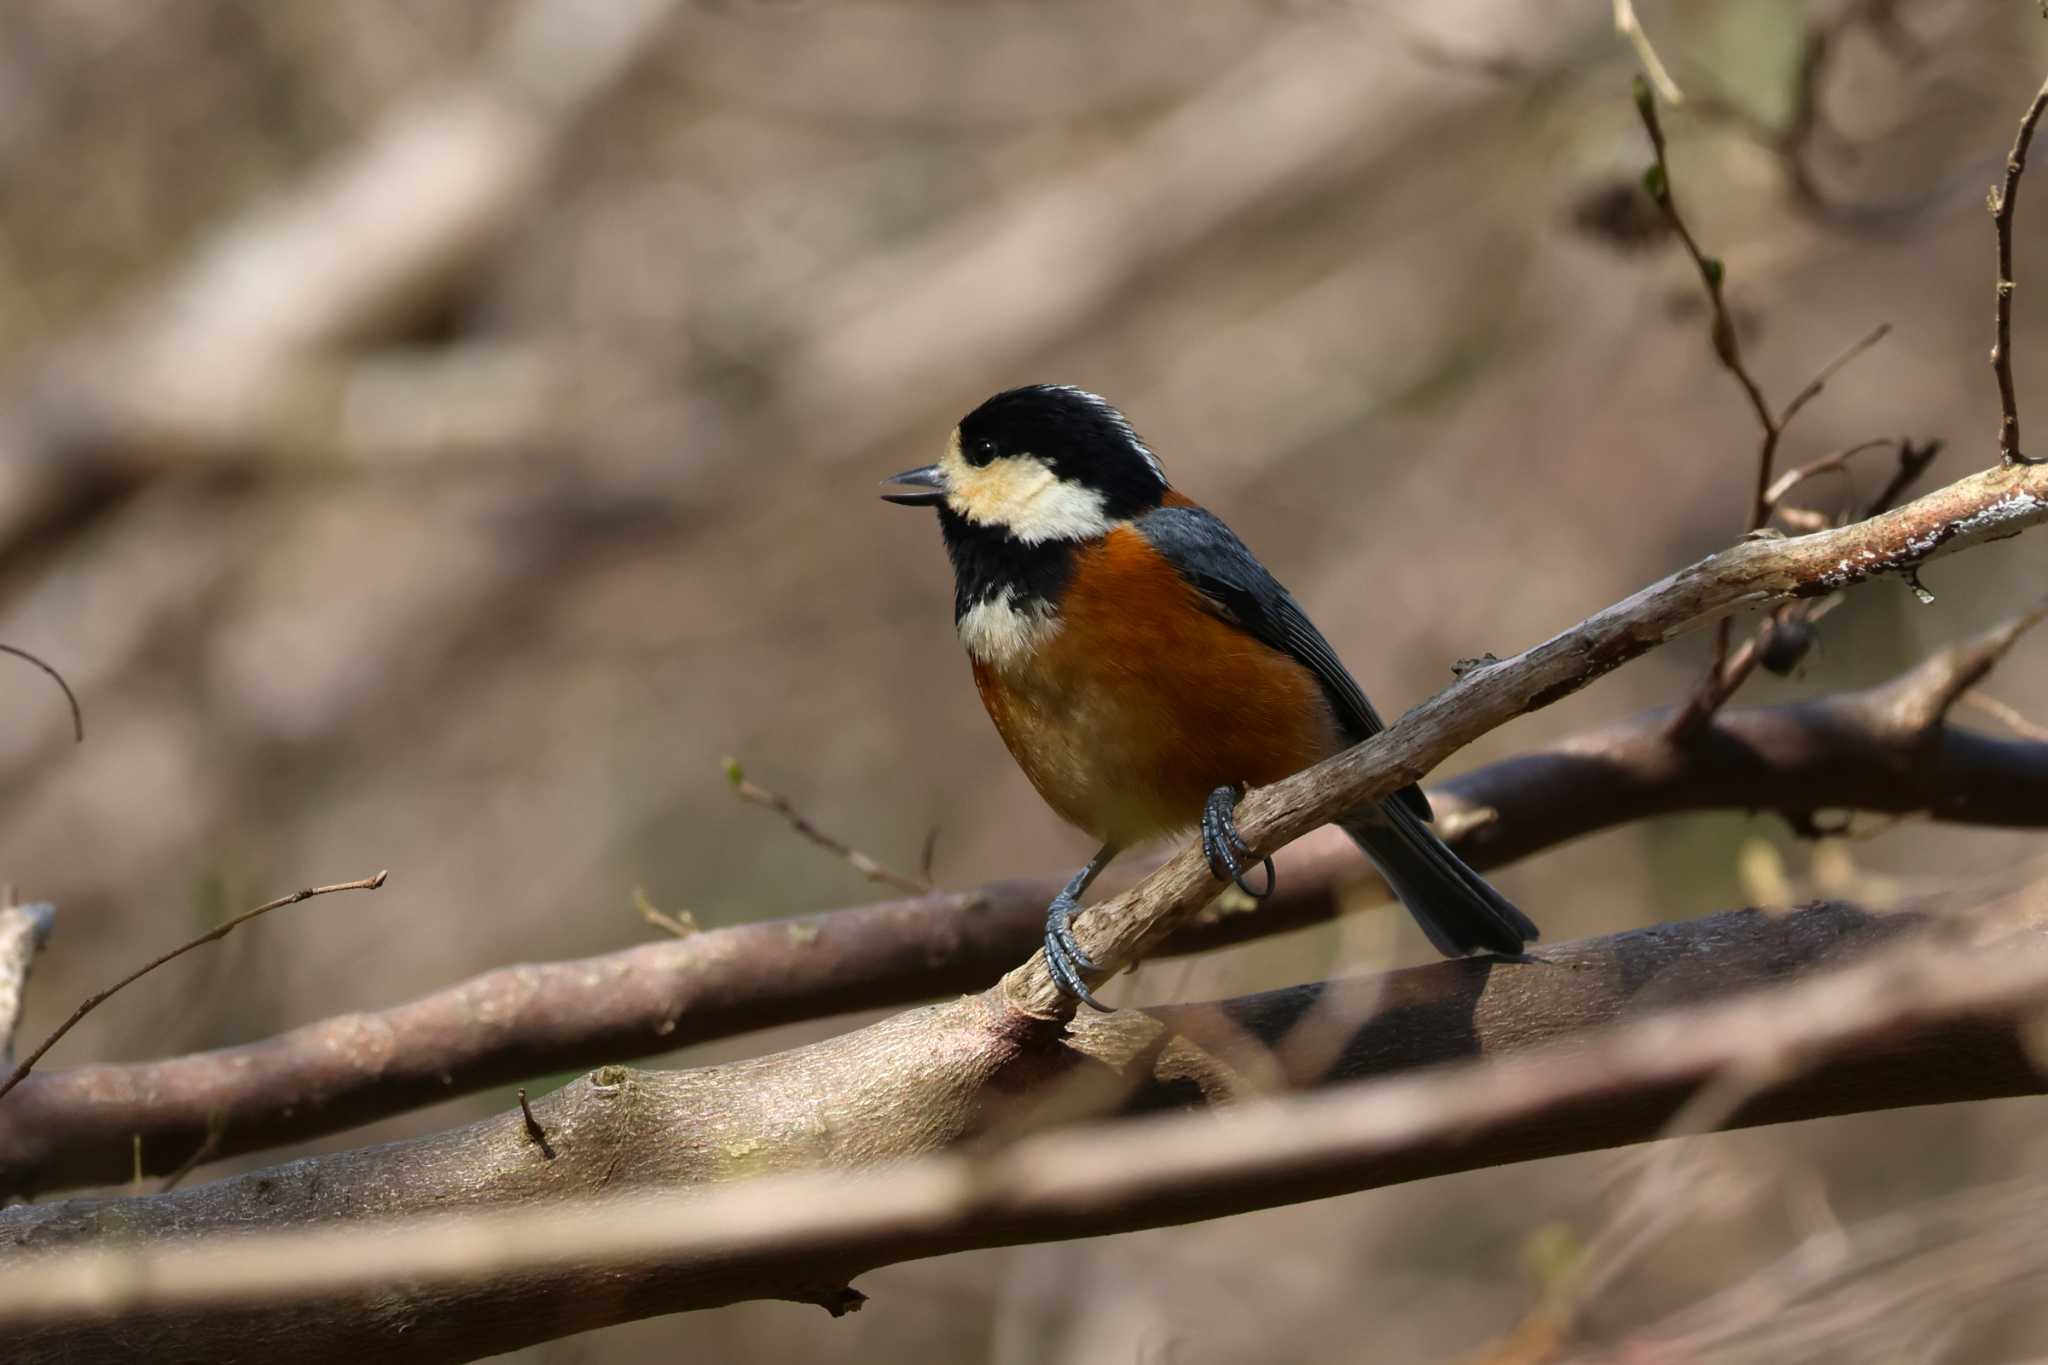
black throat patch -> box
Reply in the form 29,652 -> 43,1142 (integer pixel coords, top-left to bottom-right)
937,507 -> 1082,622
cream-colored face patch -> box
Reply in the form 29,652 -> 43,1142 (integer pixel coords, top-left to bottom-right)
957,587 -> 1061,669
940,429 -> 1113,545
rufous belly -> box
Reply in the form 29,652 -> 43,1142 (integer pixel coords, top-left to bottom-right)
970,527 -> 1343,848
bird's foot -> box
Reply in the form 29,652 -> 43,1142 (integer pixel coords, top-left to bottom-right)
1045,890 -> 1111,1012
1202,785 -> 1275,899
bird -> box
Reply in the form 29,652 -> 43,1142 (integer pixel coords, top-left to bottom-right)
882,384 -> 1536,1009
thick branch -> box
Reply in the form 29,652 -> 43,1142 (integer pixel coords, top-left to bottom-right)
6,611 -> 2046,1195
3,902 -> 2042,1363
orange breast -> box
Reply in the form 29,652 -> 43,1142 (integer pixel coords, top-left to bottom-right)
972,524 -> 1342,848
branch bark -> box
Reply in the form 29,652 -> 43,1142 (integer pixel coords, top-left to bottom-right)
5,611 -> 2046,1195
4,900 -> 2043,1363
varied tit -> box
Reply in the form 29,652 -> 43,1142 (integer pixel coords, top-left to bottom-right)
883,384 -> 1536,1009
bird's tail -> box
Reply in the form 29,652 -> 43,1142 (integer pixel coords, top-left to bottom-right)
1339,801 -> 1536,957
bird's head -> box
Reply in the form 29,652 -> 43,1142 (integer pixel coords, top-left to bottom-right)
881,385 -> 1167,544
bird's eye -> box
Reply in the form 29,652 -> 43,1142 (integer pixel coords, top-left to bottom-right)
968,437 -> 998,466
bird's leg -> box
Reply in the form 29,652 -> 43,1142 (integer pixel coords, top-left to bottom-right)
1202,785 -> 1275,900
1044,843 -> 1120,1012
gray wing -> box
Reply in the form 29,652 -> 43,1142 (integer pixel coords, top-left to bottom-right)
1135,503 -> 1433,822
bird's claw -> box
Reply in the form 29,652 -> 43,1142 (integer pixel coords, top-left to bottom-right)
1202,785 -> 1275,900
1045,892 -> 1111,1012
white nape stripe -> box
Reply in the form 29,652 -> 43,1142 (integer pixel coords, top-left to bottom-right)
957,587 -> 1061,669
1049,385 -> 1165,485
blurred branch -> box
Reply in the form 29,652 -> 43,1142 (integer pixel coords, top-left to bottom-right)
0,873 -> 387,1106
0,645 -> 82,743
6,538 -> 2048,1196
5,898 -> 2046,1362
1613,0 -> 1683,105
1992,73 -> 2048,466
1761,436 -> 1903,510
1960,687 -> 2048,742
1580,1177 -> 2048,1362
767,2 -> 1594,463
0,899 -> 54,1067
0,0 -> 683,551
1682,0 -> 1956,227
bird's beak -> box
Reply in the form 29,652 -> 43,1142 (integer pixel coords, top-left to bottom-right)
880,464 -> 947,507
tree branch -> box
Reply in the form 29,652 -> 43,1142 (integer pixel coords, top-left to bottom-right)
1992,74 -> 2048,466
1010,459 -> 2048,1016
5,602 -> 2047,1195
0,873 -> 388,1106
3,900 -> 2042,1363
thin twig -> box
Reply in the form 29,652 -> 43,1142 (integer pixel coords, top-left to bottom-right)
1868,437 -> 1944,515
630,887 -> 697,939
157,1111 -> 227,1193
1636,79 -> 1773,485
0,644 -> 83,743
1992,75 -> 2048,466
1961,689 -> 2048,743
1673,433 -> 1937,731
1637,85 -> 1904,739
722,759 -> 931,895
1776,321 -> 1893,436
517,1089 -> 555,1161
1615,0 -> 1683,105
1764,438 -> 1914,515
0,872 -> 388,1105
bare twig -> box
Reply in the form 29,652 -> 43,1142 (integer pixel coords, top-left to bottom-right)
156,1111 -> 226,1194
1615,0 -> 1683,106
9,607 -> 2048,1195
1636,79 -> 1773,477
1961,688 -> 2048,742
629,887 -> 697,939
1867,436 -> 1945,515
0,645 -> 83,743
1778,322 -> 1893,437
1637,90 -> 1898,736
1639,71 -> 1914,738
0,873 -> 388,1106
516,1089 -> 554,1161
1992,75 -> 2048,466
1703,438 -> 1945,700
3,899 -> 2045,1362
724,759 -> 931,895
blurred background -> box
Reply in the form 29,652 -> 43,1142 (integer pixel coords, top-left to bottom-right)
4,0 -> 2048,1360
